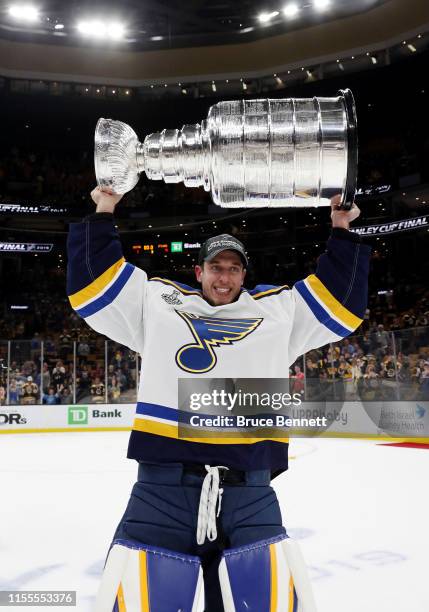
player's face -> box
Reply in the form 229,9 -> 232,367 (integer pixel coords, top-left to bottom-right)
195,250 -> 246,306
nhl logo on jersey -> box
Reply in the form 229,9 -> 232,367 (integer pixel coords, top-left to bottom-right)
175,311 -> 263,373
161,289 -> 183,306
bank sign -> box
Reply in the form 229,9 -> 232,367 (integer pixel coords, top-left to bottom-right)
0,404 -> 135,433
67,406 -> 123,425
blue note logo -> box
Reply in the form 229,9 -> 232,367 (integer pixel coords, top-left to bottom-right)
175,311 -> 263,373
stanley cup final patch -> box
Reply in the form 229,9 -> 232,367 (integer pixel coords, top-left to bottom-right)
175,311 -> 263,373
161,289 -> 183,305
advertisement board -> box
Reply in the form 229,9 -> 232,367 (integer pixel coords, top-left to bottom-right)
0,404 -> 135,433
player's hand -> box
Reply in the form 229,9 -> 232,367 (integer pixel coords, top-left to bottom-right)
330,194 -> 361,230
90,186 -> 124,213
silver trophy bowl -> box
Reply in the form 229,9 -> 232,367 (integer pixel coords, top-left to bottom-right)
95,89 -> 357,209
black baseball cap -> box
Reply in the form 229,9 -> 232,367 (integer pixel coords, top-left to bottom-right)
198,234 -> 248,267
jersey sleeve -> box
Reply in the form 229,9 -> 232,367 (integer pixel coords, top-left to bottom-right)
66,213 -> 147,352
288,228 -> 371,364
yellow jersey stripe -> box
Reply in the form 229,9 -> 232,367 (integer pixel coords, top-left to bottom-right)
252,285 -> 290,299
139,551 -> 150,612
117,582 -> 127,612
306,274 -> 362,329
68,257 -> 125,308
269,544 -> 278,612
288,575 -> 294,612
133,418 -> 289,444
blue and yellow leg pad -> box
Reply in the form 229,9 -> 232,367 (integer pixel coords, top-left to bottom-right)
218,535 -> 317,612
95,538 -> 203,612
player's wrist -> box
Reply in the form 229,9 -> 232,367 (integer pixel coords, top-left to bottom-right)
331,219 -> 350,230
96,204 -> 116,214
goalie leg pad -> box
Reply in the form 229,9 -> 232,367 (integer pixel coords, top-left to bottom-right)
218,535 -> 317,612
95,538 -> 203,612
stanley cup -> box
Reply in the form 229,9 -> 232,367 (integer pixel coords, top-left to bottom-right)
94,89 -> 357,209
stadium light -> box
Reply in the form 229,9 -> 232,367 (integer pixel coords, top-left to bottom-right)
283,3 -> 299,19
8,4 -> 39,22
258,10 -> 279,24
313,0 -> 330,11
77,19 -> 126,40
107,22 -> 125,40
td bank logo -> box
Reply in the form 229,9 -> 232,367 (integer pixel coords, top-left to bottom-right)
68,406 -> 88,425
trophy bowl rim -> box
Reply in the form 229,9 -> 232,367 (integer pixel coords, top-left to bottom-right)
339,88 -> 358,211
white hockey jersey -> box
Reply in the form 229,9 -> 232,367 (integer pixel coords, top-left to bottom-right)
67,214 -> 371,475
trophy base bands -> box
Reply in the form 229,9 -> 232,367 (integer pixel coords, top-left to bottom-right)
0,592 -> 76,606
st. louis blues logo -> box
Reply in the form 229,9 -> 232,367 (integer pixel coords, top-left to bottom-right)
175,311 -> 263,373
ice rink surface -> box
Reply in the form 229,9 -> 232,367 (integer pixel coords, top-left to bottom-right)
0,432 -> 428,611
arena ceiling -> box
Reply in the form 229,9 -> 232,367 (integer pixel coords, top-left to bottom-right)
0,0 -> 388,49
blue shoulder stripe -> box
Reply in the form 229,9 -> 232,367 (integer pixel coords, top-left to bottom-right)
295,280 -> 352,337
76,263 -> 135,318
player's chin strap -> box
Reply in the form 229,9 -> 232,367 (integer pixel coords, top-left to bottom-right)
196,465 -> 229,545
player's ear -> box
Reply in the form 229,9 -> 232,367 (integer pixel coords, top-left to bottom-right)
195,264 -> 203,282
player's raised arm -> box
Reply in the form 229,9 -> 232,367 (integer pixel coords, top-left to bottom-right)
288,196 -> 371,364
66,187 -> 147,352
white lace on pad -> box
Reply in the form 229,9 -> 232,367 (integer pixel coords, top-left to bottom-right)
196,465 -> 228,545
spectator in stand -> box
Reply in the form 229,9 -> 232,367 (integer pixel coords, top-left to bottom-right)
59,385 -> 73,405
43,386 -> 60,405
21,376 -> 38,404
108,374 -> 121,403
291,364 -> 305,394
51,360 -> 66,391
375,324 -> 390,357
305,357 -> 320,379
76,364 -> 91,400
362,365 -> 379,399
37,362 -> 51,394
385,355 -> 398,378
337,356 -> 352,379
91,377 -> 105,404
59,328 -> 72,359
115,368 -> 127,393
8,379 -> 20,404
77,338 -> 90,360
0,385 -> 5,405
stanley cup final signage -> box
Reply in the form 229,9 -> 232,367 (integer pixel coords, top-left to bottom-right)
351,215 -> 429,236
0,242 -> 54,253
0,203 -> 68,215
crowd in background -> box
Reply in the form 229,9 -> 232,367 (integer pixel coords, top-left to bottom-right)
0,326 -> 138,405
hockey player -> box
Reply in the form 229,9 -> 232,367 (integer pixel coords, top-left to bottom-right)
67,187 -> 370,611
